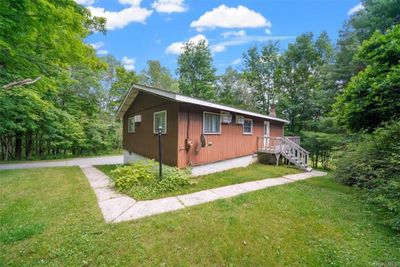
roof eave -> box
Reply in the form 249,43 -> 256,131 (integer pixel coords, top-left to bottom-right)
115,84 -> 290,124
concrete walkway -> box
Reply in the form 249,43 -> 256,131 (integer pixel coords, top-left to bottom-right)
80,165 -> 327,223
0,155 -> 123,170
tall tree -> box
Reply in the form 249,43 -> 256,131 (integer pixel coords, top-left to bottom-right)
243,42 -> 281,114
217,67 -> 252,110
139,60 -> 177,91
0,0 -> 121,160
333,25 -> 400,132
279,32 -> 334,133
333,0 -> 400,87
176,40 -> 216,100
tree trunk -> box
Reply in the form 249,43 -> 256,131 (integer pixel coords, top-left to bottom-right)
15,131 -> 22,160
25,131 -> 33,159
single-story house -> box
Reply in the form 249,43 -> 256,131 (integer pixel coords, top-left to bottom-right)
116,84 -> 310,175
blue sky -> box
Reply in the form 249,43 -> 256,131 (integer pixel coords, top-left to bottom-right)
78,0 -> 363,75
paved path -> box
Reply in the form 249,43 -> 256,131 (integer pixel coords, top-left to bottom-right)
80,165 -> 327,223
0,155 -> 123,170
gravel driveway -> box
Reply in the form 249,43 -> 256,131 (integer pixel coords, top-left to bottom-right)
0,155 -> 123,170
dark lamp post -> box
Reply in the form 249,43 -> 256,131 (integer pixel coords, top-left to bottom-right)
158,126 -> 163,179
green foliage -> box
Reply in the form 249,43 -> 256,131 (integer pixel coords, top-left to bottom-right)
301,131 -> 344,170
333,0 -> 400,87
139,60 -> 177,91
278,32 -> 335,133
299,118 -> 347,170
243,43 -> 281,113
177,40 -> 217,100
112,161 -> 157,190
334,121 -> 400,231
111,160 -> 191,199
0,2 -> 137,161
334,25 -> 400,132
216,67 -> 252,110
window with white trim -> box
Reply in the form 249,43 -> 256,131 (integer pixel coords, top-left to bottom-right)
128,117 -> 135,133
153,110 -> 167,134
203,112 -> 221,134
243,118 -> 253,134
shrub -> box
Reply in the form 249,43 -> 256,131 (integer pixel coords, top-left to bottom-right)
111,160 -> 157,191
334,121 -> 400,231
111,160 -> 191,199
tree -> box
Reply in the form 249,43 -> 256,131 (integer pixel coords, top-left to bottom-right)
216,67 -> 252,110
0,0 -> 126,160
243,42 -> 281,114
176,40 -> 216,100
333,0 -> 400,87
278,32 -> 334,133
333,26 -> 400,132
139,60 -> 176,91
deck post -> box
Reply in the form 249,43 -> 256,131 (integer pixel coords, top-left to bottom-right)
275,153 -> 280,166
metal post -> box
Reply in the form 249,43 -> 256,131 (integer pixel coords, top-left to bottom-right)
158,126 -> 163,179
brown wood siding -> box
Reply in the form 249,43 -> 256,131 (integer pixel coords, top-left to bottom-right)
177,104 -> 284,168
123,91 -> 179,166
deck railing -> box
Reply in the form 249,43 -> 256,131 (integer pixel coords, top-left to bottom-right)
257,136 -> 310,169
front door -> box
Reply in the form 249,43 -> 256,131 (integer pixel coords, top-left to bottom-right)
263,121 -> 270,149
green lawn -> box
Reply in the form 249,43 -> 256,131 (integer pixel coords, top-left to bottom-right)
96,163 -> 302,199
1,167 -> 399,266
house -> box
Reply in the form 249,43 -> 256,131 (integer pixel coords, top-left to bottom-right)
116,84 -> 310,176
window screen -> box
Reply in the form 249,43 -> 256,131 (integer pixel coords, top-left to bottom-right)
128,117 -> 135,133
154,111 -> 167,134
203,112 -> 221,134
243,119 -> 253,134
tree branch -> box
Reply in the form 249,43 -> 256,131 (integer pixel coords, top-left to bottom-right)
2,77 -> 41,89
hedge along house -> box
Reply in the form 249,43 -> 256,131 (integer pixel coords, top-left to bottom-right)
116,84 -> 311,176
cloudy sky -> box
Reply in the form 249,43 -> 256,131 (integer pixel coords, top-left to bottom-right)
79,0 -> 363,74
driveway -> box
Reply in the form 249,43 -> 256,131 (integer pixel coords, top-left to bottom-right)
0,155 -> 123,170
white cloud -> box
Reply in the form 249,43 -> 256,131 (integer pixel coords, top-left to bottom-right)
210,44 -> 226,53
222,30 -> 246,38
75,0 -> 95,5
348,3 -> 364,15
166,34 -> 208,54
191,5 -> 271,31
88,6 -> 152,30
265,28 -> 271,35
152,0 -> 186,13
232,58 -> 242,65
122,56 -> 135,71
97,49 -> 109,55
90,41 -> 105,50
118,0 -> 142,6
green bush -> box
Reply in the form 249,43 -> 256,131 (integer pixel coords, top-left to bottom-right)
111,160 -> 157,191
111,160 -> 191,199
334,121 -> 400,231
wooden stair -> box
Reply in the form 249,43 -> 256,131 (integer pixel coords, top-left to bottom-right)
257,136 -> 312,171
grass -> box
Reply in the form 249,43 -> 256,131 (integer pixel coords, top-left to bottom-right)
1,167 -> 400,266
96,163 -> 302,199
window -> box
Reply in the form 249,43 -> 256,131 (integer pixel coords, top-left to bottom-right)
203,112 -> 221,134
154,110 -> 167,134
243,118 -> 253,134
128,117 -> 135,133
